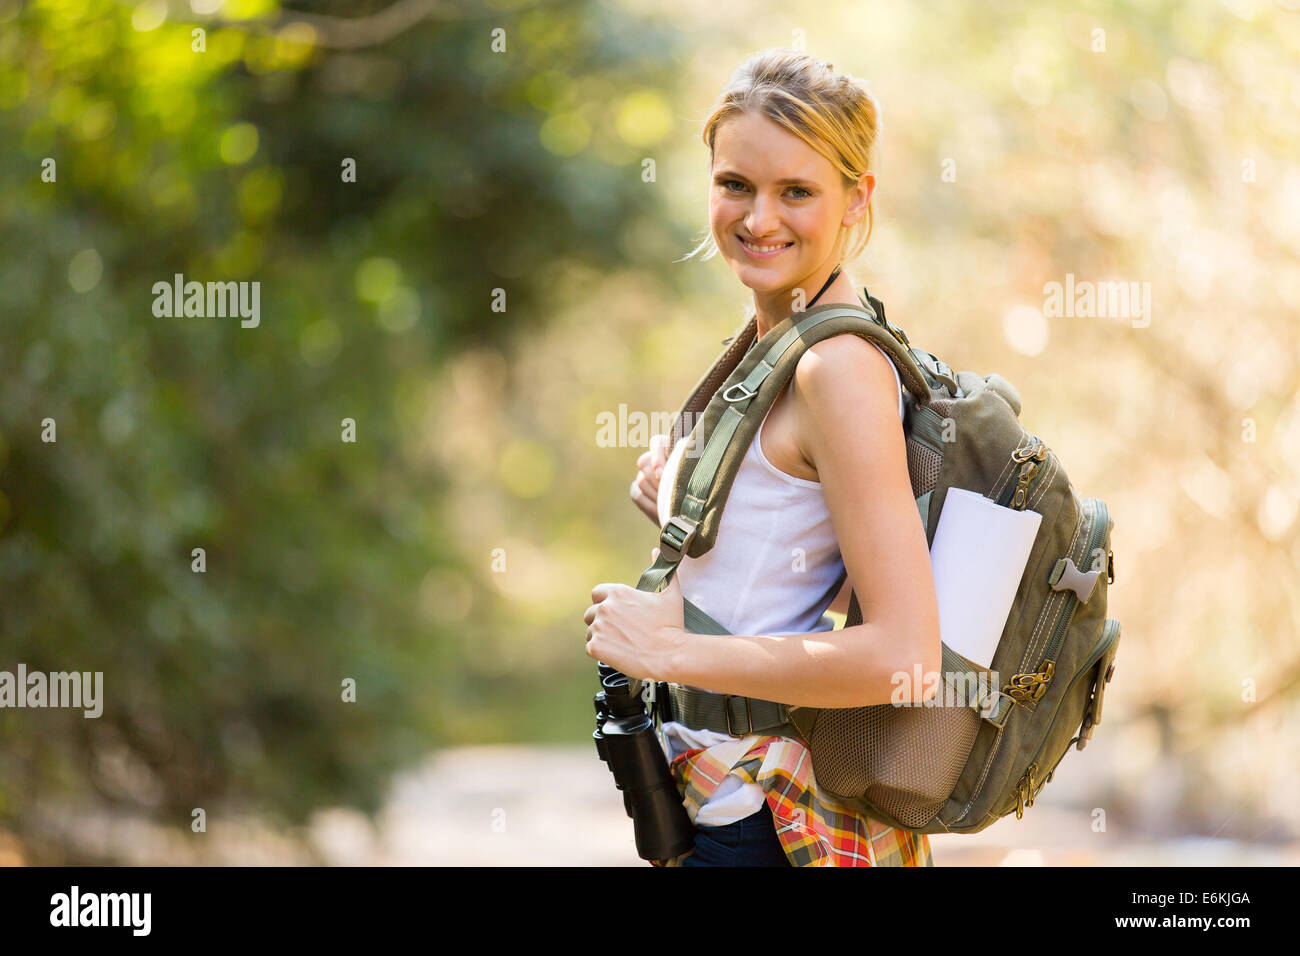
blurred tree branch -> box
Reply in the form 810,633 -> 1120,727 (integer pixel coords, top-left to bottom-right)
211,0 -> 451,49
139,0 -> 571,50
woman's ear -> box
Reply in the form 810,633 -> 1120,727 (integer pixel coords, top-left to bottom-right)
842,171 -> 874,228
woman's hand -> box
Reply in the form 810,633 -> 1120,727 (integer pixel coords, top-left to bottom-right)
585,548 -> 685,681
630,434 -> 671,526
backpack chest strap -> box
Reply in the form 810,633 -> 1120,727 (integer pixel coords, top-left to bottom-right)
655,598 -> 796,736
660,683 -> 793,737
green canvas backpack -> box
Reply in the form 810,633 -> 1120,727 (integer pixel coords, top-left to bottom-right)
637,289 -> 1121,834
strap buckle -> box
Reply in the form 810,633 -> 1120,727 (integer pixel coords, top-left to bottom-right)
978,689 -> 1016,729
883,322 -> 910,350
1075,660 -> 1116,751
861,290 -> 910,349
722,381 -> 757,403
723,694 -> 753,736
659,515 -> 698,562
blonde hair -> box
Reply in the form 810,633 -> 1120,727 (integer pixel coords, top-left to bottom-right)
680,48 -> 882,265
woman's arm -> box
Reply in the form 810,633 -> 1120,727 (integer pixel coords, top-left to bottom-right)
660,333 -> 942,708
659,619 -> 935,709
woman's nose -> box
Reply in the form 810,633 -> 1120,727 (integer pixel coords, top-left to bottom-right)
744,196 -> 781,238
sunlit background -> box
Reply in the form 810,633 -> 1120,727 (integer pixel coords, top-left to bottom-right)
1,0 -> 1298,864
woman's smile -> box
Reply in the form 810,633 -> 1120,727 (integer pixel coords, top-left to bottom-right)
737,234 -> 795,258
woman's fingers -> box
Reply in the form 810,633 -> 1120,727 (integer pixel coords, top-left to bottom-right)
632,435 -> 673,524
635,465 -> 659,498
651,434 -> 670,469
630,480 -> 657,522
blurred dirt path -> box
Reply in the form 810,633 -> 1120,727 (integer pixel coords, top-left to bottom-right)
320,744 -> 1300,866
11,744 -> 1297,865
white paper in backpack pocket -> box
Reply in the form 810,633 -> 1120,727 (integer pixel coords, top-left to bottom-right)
928,488 -> 1043,670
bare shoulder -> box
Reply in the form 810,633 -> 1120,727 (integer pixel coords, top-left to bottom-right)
795,332 -> 895,382
790,333 -> 900,453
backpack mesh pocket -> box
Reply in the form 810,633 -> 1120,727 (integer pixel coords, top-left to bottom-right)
807,700 -> 981,829
905,397 -> 953,496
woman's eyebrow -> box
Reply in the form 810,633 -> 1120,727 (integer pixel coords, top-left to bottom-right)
713,168 -> 818,187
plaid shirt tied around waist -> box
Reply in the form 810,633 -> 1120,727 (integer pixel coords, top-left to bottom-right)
649,732 -> 933,868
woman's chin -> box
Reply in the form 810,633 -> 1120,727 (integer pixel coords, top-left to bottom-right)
729,256 -> 798,289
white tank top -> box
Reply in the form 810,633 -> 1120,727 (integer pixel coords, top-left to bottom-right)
656,340 -> 905,826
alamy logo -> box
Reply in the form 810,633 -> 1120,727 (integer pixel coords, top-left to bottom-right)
595,405 -> 705,457
890,664 -> 1001,713
50,886 -> 151,936
151,273 -> 260,327
1042,273 -> 1151,328
0,664 -> 102,718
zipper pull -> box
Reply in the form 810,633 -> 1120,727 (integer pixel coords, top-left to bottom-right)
1004,659 -> 1055,703
1010,439 -> 1048,463
1009,441 -> 1048,510
1014,761 -> 1039,819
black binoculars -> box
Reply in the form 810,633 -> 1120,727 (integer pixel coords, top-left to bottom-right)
592,662 -> 696,862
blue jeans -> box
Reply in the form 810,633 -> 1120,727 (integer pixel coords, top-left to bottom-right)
680,802 -> 791,867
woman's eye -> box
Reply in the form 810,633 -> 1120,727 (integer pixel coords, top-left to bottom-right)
719,180 -> 810,199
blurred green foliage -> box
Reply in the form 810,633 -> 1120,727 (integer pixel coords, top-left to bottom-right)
0,0 -> 689,854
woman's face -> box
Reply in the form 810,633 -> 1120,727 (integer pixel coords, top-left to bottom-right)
708,110 -> 872,296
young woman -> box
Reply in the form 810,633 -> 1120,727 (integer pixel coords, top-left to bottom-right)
585,49 -> 941,866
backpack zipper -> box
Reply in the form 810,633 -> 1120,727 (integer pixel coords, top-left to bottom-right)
1004,499 -> 1110,704
948,438 -> 1052,825
1012,617 -> 1121,818
1014,761 -> 1038,819
1036,499 -> 1109,673
993,437 -> 1047,508
1005,441 -> 1048,510
991,437 -> 1054,703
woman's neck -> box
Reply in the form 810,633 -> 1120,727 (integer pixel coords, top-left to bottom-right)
751,266 -> 860,341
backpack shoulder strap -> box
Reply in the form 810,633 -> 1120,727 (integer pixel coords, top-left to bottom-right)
653,301 -> 928,570
665,313 -> 758,458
